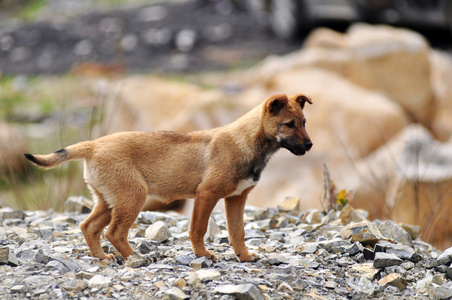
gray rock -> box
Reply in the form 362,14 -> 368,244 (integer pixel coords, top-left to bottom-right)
196,269 -> 221,282
378,220 -> 413,247
175,253 -> 197,265
374,252 -> 402,268
175,29 -> 196,52
36,227 -> 55,241
0,208 -> 25,219
205,217 -> 221,242
215,284 -> 264,300
87,275 -> 112,288
0,247 -> 19,266
145,220 -> 172,242
341,220 -> 385,244
124,251 -> 155,268
60,279 -> 87,291
447,264 -> 452,280
384,243 -> 416,260
190,256 -> 213,269
163,287 -> 189,300
437,247 -> 452,265
427,281 -> 452,300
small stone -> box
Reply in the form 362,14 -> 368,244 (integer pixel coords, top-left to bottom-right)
11,285 -> 27,293
437,247 -> 452,266
205,217 -> 221,242
37,227 -> 55,241
377,273 -> 407,290
163,287 -> 189,300
74,40 -> 93,56
400,223 -> 420,239
145,221 -> 172,242
214,284 -> 264,300
277,281 -> 294,293
349,263 -> 381,280
87,275 -> 112,288
422,257 -> 439,269
378,220 -> 413,247
374,252 -> 402,268
175,254 -> 197,266
124,251 -> 154,268
348,277 -> 375,297
65,196 -> 92,213
60,279 -> 87,291
0,247 -> 19,266
120,34 -> 138,52
300,242 -> 319,254
347,242 -> 364,256
277,196 -> 300,212
384,243 -> 416,261
190,257 -> 213,269
427,281 -> 452,300
339,205 -> 366,224
305,209 -> 322,224
135,240 -> 158,254
341,220 -> 385,244
196,269 -> 221,282
0,208 -> 25,219
447,264 -> 452,280
175,29 -> 196,52
174,277 -> 187,288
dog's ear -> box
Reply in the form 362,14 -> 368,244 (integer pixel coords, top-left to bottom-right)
266,94 -> 289,115
295,94 -> 312,109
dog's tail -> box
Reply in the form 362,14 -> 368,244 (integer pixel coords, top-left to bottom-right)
24,141 -> 94,169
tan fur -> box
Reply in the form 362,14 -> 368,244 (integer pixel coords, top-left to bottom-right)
25,94 -> 313,262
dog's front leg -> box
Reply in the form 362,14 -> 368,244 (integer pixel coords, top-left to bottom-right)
225,187 -> 260,262
189,191 -> 219,261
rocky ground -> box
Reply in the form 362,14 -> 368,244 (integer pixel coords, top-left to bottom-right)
0,0 -> 300,75
1,197 -> 452,299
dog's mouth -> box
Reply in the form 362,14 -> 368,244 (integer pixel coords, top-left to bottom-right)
280,140 -> 309,156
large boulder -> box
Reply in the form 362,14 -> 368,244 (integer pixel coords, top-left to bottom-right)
345,24 -> 435,128
429,50 -> 452,141
339,124 -> 452,249
103,76 -> 246,133
262,68 -> 408,159
250,24 -> 435,129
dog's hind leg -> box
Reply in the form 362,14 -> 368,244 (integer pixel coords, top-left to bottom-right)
80,187 -> 115,260
105,184 -> 147,260
225,187 -> 259,262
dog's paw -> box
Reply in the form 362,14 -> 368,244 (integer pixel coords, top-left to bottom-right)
195,250 -> 217,262
105,253 -> 117,261
238,251 -> 260,262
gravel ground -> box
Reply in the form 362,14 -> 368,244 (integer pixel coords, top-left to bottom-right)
1,199 -> 452,299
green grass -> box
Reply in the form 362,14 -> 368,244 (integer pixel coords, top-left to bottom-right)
0,74 -> 103,211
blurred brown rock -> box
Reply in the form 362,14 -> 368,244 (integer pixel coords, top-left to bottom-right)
345,24 -> 435,128
265,68 -> 408,159
429,50 -> 452,141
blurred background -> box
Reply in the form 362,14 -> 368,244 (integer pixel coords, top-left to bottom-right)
1,0 -> 452,249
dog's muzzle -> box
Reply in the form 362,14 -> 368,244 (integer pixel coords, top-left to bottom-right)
281,140 -> 313,156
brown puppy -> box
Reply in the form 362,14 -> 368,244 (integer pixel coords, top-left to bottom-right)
24,93 -> 312,262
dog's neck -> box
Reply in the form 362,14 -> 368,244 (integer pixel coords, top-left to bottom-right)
223,106 -> 280,181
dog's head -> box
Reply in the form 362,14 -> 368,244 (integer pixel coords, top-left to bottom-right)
263,94 -> 313,156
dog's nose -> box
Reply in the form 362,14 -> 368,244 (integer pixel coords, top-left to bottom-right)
305,141 -> 313,151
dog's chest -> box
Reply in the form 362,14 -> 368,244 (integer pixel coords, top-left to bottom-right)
228,178 -> 257,197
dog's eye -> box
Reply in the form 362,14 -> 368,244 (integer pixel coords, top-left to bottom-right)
285,121 -> 295,129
